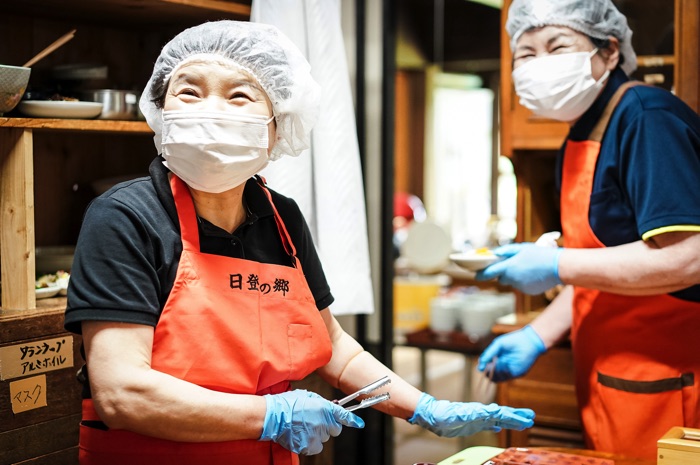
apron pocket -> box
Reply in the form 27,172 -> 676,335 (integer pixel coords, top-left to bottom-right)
287,324 -> 314,379
592,371 -> 693,456
598,371 -> 694,393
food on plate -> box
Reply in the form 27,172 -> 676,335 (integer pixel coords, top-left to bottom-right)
474,247 -> 495,256
48,93 -> 79,102
36,270 -> 70,289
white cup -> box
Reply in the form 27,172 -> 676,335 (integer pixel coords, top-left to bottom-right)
429,296 -> 458,333
458,295 -> 501,341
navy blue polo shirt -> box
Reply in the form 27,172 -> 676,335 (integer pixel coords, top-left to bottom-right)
556,67 -> 700,302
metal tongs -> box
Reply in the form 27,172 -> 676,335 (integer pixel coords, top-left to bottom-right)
333,375 -> 391,412
476,356 -> 498,395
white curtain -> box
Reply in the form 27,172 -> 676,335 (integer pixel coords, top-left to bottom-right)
252,0 -> 374,315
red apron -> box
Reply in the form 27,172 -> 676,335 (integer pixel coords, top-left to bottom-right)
79,175 -> 333,465
561,82 -> 700,460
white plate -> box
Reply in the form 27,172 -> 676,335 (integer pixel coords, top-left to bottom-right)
449,251 -> 501,271
36,285 -> 61,299
400,220 -> 452,274
18,100 -> 103,119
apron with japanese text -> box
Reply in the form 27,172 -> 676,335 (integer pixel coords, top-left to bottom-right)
561,81 -> 700,460
79,175 -> 332,465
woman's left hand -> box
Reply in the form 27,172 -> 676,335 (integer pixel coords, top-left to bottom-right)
407,392 -> 535,437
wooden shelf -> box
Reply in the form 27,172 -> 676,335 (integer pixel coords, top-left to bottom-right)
0,0 -> 251,25
402,328 -> 494,355
0,117 -> 152,134
0,297 -> 67,339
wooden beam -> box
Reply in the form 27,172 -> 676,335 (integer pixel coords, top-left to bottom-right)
0,128 -> 36,310
676,0 -> 700,112
160,0 -> 251,16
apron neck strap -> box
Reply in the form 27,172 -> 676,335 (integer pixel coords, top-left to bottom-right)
589,81 -> 646,142
170,174 -> 201,252
170,174 -> 301,267
255,176 -> 299,267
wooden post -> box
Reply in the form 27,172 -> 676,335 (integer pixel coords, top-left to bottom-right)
0,128 -> 36,310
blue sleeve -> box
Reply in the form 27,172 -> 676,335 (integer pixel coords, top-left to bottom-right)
618,96 -> 700,236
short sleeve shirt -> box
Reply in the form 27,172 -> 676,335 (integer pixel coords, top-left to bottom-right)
65,157 -> 334,334
556,68 -> 700,302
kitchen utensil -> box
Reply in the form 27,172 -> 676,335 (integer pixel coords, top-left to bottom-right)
36,285 -> 61,299
23,29 -> 76,68
475,356 -> 497,397
77,89 -> 138,120
401,220 -> 452,274
0,65 -> 31,115
449,249 -> 501,271
18,100 -> 103,119
333,375 -> 391,412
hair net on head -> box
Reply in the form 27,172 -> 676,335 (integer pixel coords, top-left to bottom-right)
506,0 -> 637,75
139,20 -> 321,160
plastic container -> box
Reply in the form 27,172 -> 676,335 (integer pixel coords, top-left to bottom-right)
394,274 -> 450,334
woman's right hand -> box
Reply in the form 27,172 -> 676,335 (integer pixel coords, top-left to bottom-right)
477,325 -> 546,382
259,389 -> 364,455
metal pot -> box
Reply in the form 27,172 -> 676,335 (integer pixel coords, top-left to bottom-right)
78,89 -> 138,120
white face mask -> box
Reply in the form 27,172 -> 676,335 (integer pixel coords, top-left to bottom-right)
161,110 -> 274,193
512,49 -> 610,122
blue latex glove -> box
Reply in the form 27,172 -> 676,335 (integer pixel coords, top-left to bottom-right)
259,389 -> 365,455
407,392 -> 535,437
475,243 -> 563,295
477,325 -> 546,382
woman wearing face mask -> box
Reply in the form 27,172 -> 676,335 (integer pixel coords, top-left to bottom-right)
64,21 -> 535,465
474,0 -> 700,460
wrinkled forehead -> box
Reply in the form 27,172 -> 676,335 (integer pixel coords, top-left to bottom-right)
515,25 -> 590,49
167,54 -> 265,91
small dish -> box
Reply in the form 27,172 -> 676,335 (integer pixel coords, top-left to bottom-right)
449,250 -> 501,271
36,285 -> 61,299
18,100 -> 103,119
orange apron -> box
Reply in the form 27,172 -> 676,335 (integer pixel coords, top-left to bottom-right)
562,82 -> 700,460
79,175 -> 333,465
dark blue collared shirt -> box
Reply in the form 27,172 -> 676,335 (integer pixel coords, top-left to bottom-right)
555,67 -> 700,302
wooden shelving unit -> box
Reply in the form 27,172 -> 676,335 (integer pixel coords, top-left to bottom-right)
0,0 -> 249,312
0,2 -> 251,463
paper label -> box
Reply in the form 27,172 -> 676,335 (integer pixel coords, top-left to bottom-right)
0,336 -> 73,381
10,374 -> 48,414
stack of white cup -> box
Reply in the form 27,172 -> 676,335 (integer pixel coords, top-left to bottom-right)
429,296 -> 460,333
457,292 -> 515,342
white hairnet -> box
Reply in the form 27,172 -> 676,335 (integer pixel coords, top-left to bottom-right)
139,20 -> 320,160
506,0 -> 637,75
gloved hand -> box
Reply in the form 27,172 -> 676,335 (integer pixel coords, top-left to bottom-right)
475,243 -> 563,295
259,389 -> 365,455
407,392 -> 535,437
477,325 -> 546,382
